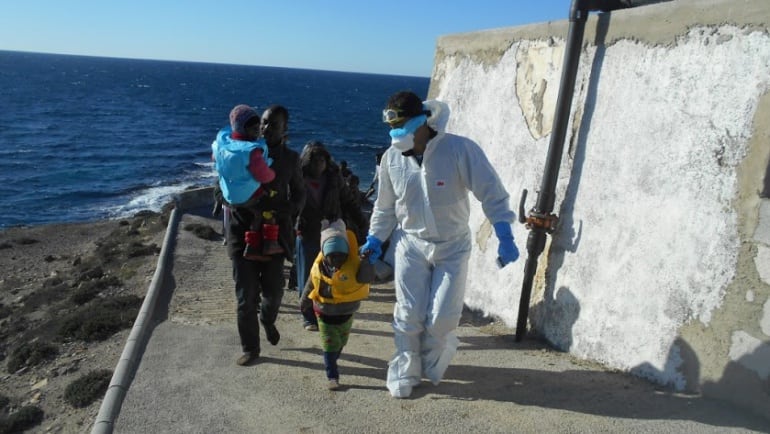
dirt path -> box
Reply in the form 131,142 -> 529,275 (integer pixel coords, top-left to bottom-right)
110,207 -> 770,433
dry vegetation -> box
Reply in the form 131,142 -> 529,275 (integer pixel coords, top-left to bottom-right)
0,209 -> 170,433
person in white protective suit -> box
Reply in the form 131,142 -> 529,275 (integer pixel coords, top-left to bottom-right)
359,90 -> 520,398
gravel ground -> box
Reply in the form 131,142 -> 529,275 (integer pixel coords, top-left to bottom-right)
110,207 -> 770,434
1,202 -> 768,433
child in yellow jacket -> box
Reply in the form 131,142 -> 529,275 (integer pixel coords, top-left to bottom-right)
300,219 -> 374,390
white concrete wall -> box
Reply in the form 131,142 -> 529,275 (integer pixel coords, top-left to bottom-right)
429,0 -> 770,419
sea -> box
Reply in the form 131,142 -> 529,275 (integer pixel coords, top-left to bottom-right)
0,50 -> 429,229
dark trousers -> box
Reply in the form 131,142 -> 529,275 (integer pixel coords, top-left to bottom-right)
323,351 -> 341,380
232,254 -> 285,353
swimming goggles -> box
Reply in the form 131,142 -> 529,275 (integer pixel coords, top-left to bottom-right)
382,109 -> 406,125
382,108 -> 431,125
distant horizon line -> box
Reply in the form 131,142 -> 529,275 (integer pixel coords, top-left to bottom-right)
0,49 -> 431,80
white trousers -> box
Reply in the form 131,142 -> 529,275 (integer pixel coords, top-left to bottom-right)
386,229 -> 471,398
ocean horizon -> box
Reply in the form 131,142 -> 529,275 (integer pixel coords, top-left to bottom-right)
0,50 -> 429,229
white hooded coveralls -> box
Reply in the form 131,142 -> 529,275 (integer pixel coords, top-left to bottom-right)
368,101 -> 514,397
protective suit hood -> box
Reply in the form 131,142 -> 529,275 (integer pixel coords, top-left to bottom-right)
424,99 -> 449,132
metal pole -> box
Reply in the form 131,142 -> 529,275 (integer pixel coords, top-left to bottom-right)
515,0 -> 596,342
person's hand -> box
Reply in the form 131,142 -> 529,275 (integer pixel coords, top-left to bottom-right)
493,222 -> 519,267
358,235 -> 382,264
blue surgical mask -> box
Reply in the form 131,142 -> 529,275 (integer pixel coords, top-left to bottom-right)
389,115 -> 427,153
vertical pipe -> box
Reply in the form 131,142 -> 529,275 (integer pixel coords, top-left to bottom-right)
537,2 -> 588,214
515,0 -> 589,342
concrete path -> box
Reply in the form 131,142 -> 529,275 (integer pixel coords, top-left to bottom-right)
108,206 -> 770,433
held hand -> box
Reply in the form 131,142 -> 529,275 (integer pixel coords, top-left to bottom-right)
493,222 -> 519,267
358,235 -> 382,264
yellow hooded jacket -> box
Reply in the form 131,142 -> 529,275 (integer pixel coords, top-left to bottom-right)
308,230 -> 370,304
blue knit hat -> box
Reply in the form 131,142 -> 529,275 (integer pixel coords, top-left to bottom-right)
322,236 -> 349,256
320,219 -> 349,256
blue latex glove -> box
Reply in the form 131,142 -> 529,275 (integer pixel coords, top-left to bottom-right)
493,221 -> 519,267
359,235 -> 383,264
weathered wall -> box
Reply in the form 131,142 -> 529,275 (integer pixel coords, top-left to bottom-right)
428,0 -> 770,419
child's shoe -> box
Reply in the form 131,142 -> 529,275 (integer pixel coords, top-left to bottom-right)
327,378 -> 340,390
236,351 -> 259,366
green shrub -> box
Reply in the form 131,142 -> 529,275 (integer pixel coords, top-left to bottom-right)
69,286 -> 101,305
6,341 -> 58,373
20,281 -> 68,313
126,242 -> 159,258
64,369 -> 112,408
184,223 -> 219,241
58,295 -> 142,342
70,275 -> 123,305
0,405 -> 44,433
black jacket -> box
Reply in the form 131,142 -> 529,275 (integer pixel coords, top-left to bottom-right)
297,167 -> 343,244
225,143 -> 306,262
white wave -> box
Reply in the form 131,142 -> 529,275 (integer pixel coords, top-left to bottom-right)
189,165 -> 217,181
105,182 -> 199,219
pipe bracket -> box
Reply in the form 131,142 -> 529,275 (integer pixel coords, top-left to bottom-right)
524,211 -> 559,233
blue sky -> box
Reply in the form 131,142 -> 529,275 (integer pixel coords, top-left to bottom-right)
1,1 -> 569,77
